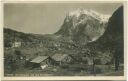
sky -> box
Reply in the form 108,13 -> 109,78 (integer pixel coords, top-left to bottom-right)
4,3 -> 123,34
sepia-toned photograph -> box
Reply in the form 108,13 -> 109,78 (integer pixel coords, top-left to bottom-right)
3,2 -> 124,77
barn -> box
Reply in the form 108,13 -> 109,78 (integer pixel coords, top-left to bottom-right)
30,56 -> 53,69
51,54 -> 73,65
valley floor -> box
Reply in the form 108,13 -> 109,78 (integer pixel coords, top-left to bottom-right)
4,64 -> 124,76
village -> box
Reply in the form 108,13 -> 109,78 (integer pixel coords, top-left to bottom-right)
4,39 -> 120,76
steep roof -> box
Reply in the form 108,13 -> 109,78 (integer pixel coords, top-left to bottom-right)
30,56 -> 49,63
52,54 -> 69,61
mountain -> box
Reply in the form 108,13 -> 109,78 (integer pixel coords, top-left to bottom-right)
4,9 -> 111,47
87,6 -> 124,70
55,9 -> 110,45
95,6 -> 123,51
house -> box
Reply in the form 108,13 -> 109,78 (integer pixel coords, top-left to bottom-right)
30,56 -> 53,69
51,54 -> 73,65
12,41 -> 22,47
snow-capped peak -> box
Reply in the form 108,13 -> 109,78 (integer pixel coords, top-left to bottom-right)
67,8 -> 111,22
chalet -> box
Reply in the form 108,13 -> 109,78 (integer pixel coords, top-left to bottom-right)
12,41 -> 22,47
51,54 -> 73,65
30,56 -> 53,69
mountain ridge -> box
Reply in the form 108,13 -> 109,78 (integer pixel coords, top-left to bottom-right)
55,9 -> 110,44
67,9 -> 110,23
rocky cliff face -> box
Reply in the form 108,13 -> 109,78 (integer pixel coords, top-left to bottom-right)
55,9 -> 110,45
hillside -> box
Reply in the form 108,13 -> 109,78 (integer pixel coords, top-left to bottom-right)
87,6 -> 124,71
4,28 -> 57,47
